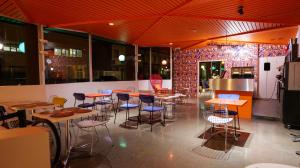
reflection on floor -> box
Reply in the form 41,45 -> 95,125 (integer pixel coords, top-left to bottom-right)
68,98 -> 300,168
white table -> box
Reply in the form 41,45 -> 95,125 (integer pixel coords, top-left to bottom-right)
245,163 -> 298,168
32,109 -> 98,166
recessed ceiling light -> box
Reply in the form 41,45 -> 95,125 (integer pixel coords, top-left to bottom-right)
108,22 -> 114,26
169,42 -> 173,45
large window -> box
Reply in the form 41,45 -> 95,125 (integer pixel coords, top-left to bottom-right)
138,47 -> 150,80
151,47 -> 170,79
92,37 -> 135,81
44,29 -> 89,84
0,18 -> 39,85
138,47 -> 170,80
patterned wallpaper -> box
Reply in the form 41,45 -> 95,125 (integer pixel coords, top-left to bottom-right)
173,43 -> 287,97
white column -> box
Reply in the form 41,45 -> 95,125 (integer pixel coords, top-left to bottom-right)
88,34 -> 93,82
37,25 -> 45,85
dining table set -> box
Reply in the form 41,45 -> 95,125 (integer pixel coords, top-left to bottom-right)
0,89 -> 187,167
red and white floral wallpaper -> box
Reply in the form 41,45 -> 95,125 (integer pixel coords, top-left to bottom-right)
172,43 -> 287,97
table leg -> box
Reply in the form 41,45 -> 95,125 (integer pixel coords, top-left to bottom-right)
63,120 -> 70,167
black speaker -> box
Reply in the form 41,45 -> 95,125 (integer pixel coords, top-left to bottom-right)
264,62 -> 270,71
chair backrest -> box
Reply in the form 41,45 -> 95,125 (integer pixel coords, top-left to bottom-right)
139,95 -> 155,104
73,93 -> 85,101
218,94 -> 240,100
150,74 -> 163,91
117,93 -> 129,101
98,89 -> 113,95
52,96 -> 67,108
200,102 -> 229,122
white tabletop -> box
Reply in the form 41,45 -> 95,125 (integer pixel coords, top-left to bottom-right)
245,163 -> 298,168
32,110 -> 98,123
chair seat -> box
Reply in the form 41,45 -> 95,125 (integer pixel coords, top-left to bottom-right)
78,103 -> 95,108
207,115 -> 233,124
142,106 -> 164,112
214,109 -> 238,115
95,100 -> 111,105
76,120 -> 107,128
120,103 -> 138,109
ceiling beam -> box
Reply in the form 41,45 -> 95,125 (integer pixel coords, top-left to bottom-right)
183,25 -> 295,49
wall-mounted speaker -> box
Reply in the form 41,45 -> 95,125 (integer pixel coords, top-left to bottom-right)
264,62 -> 270,71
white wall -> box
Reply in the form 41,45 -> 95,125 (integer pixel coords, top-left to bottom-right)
0,81 -> 138,107
0,85 -> 46,102
258,56 -> 285,99
138,80 -> 172,91
0,80 -> 175,108
45,81 -> 138,107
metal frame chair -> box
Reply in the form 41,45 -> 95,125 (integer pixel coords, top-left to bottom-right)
95,89 -> 114,119
139,95 -> 165,132
215,94 -> 240,134
73,93 -> 95,109
201,103 -> 233,153
114,93 -> 139,127
74,113 -> 113,156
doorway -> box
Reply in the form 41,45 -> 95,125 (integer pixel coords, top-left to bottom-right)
197,61 -> 225,96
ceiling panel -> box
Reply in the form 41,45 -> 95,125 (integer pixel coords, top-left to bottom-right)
170,0 -> 300,24
0,0 -> 27,21
0,0 -> 298,48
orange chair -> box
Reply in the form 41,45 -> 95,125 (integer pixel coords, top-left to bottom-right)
150,74 -> 170,94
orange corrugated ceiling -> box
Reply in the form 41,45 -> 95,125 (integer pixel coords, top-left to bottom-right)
0,0 -> 299,48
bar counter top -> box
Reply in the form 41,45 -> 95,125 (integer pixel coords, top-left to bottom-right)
209,79 -> 254,92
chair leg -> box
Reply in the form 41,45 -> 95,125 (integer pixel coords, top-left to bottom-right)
114,108 -> 118,124
104,124 -> 114,146
201,121 -> 208,147
237,114 -> 240,130
74,127 -> 80,147
225,124 -> 228,153
150,112 -> 153,132
125,109 -> 128,127
90,127 -> 94,156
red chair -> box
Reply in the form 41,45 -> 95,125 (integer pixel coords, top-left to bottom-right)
150,74 -> 170,94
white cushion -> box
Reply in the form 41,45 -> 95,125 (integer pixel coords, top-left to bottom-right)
207,115 -> 233,124
76,120 -> 107,128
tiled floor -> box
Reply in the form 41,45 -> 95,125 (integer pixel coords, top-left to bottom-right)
68,98 -> 300,168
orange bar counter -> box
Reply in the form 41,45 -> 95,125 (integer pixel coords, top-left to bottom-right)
209,79 -> 254,119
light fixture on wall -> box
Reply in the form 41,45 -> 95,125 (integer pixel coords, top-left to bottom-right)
119,54 -> 125,62
161,59 -> 167,65
50,67 -> 54,71
0,42 -> 3,50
